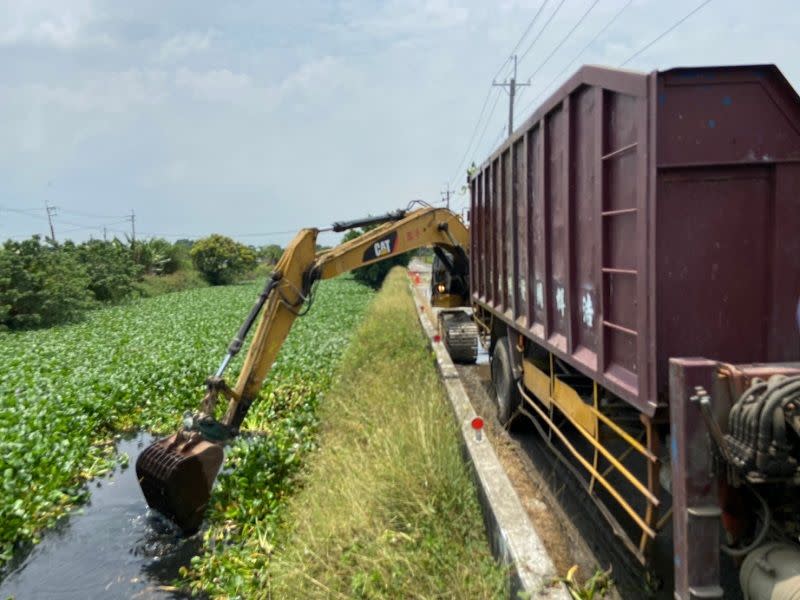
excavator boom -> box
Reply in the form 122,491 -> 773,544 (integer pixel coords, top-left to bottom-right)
136,206 -> 471,532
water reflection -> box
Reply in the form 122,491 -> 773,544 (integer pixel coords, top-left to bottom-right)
0,433 -> 203,600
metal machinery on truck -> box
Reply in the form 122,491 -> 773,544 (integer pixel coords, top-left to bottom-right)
135,205 -> 477,533
468,64 -> 800,599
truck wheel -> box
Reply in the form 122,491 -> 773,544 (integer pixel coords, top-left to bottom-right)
491,337 -> 521,426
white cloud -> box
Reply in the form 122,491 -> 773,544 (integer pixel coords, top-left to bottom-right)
174,68 -> 252,101
35,69 -> 168,113
279,56 -> 351,95
0,68 -> 169,157
0,1 -> 112,48
336,0 -> 469,39
157,31 -> 213,62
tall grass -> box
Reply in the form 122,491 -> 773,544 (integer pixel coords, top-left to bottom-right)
266,267 -> 506,598
133,268 -> 208,297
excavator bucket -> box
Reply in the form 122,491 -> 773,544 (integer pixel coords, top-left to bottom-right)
135,432 -> 224,533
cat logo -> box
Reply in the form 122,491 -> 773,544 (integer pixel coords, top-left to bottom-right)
362,231 -> 397,262
373,239 -> 392,257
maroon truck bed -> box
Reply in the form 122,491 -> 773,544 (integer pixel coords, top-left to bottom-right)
469,64 -> 800,415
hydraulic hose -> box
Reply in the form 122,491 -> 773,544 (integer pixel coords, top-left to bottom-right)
214,271 -> 281,377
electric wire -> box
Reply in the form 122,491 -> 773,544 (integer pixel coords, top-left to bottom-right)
447,85 -> 495,188
518,0 -> 635,117
492,0 -> 551,81
1,206 -> 127,220
59,208 -> 128,219
518,0 -> 568,64
132,229 -> 299,240
448,0 -> 552,189
515,0 -> 601,108
490,125 -> 507,153
473,88 -> 505,164
619,0 -> 713,67
0,209 -> 49,221
0,206 -> 47,215
2,221 -> 301,243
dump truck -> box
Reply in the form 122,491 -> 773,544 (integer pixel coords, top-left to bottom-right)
468,64 -> 800,600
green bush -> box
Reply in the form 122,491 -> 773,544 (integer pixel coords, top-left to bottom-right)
342,227 -> 411,288
134,238 -> 184,275
133,269 -> 207,297
190,234 -> 257,285
258,243 -> 283,265
239,261 -> 275,283
77,239 -> 141,303
0,236 -> 94,330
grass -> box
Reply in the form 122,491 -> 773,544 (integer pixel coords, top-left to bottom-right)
561,566 -> 613,599
261,267 -> 506,598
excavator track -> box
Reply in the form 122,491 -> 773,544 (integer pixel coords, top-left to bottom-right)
439,311 -> 478,364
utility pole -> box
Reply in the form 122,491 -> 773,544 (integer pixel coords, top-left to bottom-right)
128,209 -> 136,244
45,202 -> 57,242
493,55 -> 530,138
441,185 -> 454,209
103,226 -> 107,242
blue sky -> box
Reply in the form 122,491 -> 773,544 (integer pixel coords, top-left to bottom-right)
1,0 -> 798,246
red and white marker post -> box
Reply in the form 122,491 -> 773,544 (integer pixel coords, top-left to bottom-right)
471,416 -> 484,442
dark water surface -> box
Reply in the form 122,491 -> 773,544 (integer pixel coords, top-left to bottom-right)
0,434 -> 202,600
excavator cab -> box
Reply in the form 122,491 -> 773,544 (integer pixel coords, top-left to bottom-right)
430,247 -> 469,308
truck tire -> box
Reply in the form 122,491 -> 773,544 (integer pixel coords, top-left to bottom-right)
491,337 -> 521,426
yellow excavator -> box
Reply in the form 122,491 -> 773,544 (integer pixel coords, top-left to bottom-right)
136,204 -> 477,532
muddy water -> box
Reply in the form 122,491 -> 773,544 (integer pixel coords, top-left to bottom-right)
0,434 -> 202,600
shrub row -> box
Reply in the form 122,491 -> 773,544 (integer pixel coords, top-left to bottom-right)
0,234 -> 271,331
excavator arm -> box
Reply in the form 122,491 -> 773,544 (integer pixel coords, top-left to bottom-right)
136,206 -> 469,532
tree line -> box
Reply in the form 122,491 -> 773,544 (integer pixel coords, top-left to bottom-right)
0,235 -> 282,330
0,225 -> 410,331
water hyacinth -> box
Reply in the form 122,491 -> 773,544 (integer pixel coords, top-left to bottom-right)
0,276 -> 373,573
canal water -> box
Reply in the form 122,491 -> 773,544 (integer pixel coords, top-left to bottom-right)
0,433 -> 202,600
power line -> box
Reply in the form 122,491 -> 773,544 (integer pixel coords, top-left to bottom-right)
0,206 -> 46,214
447,0 -> 552,189
516,0 -> 601,108
518,0 -> 567,64
2,226 -> 303,243
0,206 -> 129,229
1,205 -> 127,220
620,0 -> 713,67
490,125 -> 507,153
0,206 -> 48,218
56,216 -> 129,229
133,229 -> 300,240
447,86 -> 494,188
59,208 -> 128,219
492,0 -> 551,81
519,0 -> 635,117
474,88 -> 504,163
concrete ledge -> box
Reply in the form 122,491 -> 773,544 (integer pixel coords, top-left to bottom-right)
409,281 -> 569,600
